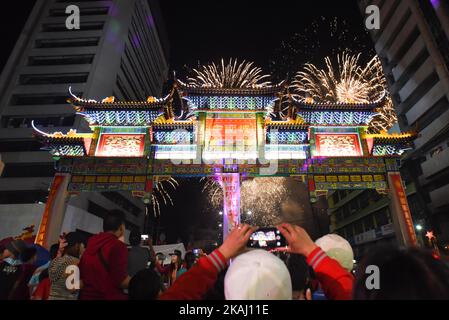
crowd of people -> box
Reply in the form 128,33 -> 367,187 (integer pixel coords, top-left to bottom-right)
1,208 -> 449,300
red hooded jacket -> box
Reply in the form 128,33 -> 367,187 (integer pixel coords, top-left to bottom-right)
160,247 -> 353,300
79,233 -> 128,300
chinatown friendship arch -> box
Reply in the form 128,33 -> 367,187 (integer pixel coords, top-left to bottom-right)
32,59 -> 418,249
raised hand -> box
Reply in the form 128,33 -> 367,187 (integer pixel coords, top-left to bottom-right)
218,224 -> 257,260
277,223 -> 318,257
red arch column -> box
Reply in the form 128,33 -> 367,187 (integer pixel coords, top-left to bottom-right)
388,172 -> 418,247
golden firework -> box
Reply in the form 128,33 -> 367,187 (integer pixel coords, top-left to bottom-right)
151,177 -> 178,216
292,52 -> 398,133
187,58 -> 272,88
202,177 -> 288,226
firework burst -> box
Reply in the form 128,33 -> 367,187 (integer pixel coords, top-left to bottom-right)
150,177 -> 178,216
292,52 -> 397,132
368,98 -> 397,133
202,177 -> 289,226
187,58 -> 271,88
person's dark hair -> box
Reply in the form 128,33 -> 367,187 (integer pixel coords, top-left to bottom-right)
172,250 -> 182,270
20,246 -> 37,263
354,246 -> 449,300
49,243 -> 59,260
64,232 -> 84,258
129,229 -> 141,247
103,210 -> 126,232
128,269 -> 162,300
287,254 -> 310,293
184,252 -> 196,270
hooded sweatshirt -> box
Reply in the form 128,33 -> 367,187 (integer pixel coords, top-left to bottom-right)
79,233 -> 128,300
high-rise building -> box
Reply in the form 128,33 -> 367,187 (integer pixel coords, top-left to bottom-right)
328,184 -> 427,259
0,0 -> 169,238
358,0 -> 449,244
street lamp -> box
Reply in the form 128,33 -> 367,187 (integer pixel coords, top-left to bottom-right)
247,211 -> 253,216
218,223 -> 223,227
219,211 -> 223,216
416,224 -> 423,231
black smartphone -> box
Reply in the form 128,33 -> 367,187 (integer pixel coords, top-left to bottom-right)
247,227 -> 286,249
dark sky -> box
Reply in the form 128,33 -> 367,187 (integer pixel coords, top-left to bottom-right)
159,0 -> 374,80
0,0 -> 374,244
1,1 -> 373,77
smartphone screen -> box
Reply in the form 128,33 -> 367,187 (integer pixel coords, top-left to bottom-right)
247,227 -> 286,249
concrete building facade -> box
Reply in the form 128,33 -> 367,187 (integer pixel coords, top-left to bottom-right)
0,0 -> 169,239
358,0 -> 449,244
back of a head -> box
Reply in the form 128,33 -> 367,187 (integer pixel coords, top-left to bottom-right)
354,246 -> 449,300
103,210 -> 126,232
315,234 -> 354,271
224,250 -> 292,300
129,229 -> 141,247
64,232 -> 85,257
287,254 -> 309,293
65,232 -> 84,248
128,269 -> 162,300
20,246 -> 37,263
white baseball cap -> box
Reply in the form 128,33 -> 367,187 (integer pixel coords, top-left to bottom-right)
224,250 -> 292,300
315,234 -> 354,271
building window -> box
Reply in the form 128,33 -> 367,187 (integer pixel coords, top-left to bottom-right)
35,38 -> 99,48
413,97 -> 449,130
363,215 -> 375,232
332,191 -> 339,204
374,208 -> 391,227
0,191 -> 49,205
42,22 -> 104,32
369,190 -> 383,203
354,220 -> 364,235
102,192 -> 141,216
401,72 -> 440,117
56,0 -> 105,2
0,140 -> 43,152
357,191 -> 370,210
417,0 -> 449,72
2,116 -> 75,129
49,7 -> 109,17
28,55 -> 94,66
10,94 -> 79,106
345,226 -> 354,239
19,73 -> 89,85
335,211 -> 343,222
1,163 -> 55,178
87,200 -> 138,229
430,146 -> 445,158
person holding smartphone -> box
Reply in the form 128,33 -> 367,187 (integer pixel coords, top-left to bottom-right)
159,223 -> 353,300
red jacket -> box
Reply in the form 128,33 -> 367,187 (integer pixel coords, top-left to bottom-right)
160,247 -> 353,300
159,250 -> 227,300
306,247 -> 354,300
79,233 -> 128,300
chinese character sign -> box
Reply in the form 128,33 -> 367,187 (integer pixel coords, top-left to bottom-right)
388,172 -> 417,246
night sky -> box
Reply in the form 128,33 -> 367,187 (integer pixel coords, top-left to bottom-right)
1,1 -> 375,244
